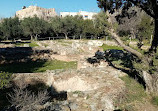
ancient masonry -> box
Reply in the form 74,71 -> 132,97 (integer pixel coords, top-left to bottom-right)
16,6 -> 57,20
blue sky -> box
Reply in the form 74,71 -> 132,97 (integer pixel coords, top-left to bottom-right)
0,0 -> 100,18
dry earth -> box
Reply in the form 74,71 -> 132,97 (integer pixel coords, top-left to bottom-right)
12,40 -> 127,111
10,40 -> 157,111
14,67 -> 126,111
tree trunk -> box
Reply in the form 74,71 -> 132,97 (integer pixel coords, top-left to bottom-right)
64,33 -> 68,40
110,29 -> 158,94
131,29 -> 136,39
110,29 -> 143,58
107,14 -> 143,58
80,35 -> 82,40
35,34 -> 38,41
107,12 -> 158,94
73,36 -> 75,40
150,18 -> 158,52
143,71 -> 158,93
31,35 -> 33,41
6,36 -> 8,41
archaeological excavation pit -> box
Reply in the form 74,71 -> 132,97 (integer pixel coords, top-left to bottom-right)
52,76 -> 99,92
13,68 -> 125,111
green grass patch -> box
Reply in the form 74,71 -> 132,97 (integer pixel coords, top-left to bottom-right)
73,91 -> 82,94
35,60 -> 77,72
29,41 -> 39,47
130,46 -> 145,54
115,76 -> 147,111
100,44 -> 123,51
151,96 -> 158,106
0,60 -> 77,73
15,41 -> 39,47
112,60 -> 130,70
120,76 -> 147,102
57,40 -> 72,44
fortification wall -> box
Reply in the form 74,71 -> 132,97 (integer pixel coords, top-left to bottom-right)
16,6 -> 57,20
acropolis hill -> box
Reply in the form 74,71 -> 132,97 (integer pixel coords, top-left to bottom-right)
16,6 -> 57,20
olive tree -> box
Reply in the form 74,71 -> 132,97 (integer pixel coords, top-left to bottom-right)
21,16 -> 49,40
97,0 -> 158,93
60,16 -> 76,39
93,11 -> 110,37
0,17 -> 22,40
50,16 -> 61,37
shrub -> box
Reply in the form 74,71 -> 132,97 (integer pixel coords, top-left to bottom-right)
0,72 -> 11,89
8,79 -> 50,111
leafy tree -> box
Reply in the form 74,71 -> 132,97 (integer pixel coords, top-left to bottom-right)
21,16 -> 49,40
137,14 -> 154,41
82,19 -> 96,38
97,0 -> 158,52
50,15 -> 100,39
11,17 -> 22,40
93,11 -> 110,37
0,23 -> 4,40
73,16 -> 84,39
97,0 -> 158,93
1,17 -> 22,40
71,15 -> 84,39
116,7 -> 143,39
114,7 -> 153,48
50,16 -> 61,37
1,18 -> 11,40
60,16 -> 76,39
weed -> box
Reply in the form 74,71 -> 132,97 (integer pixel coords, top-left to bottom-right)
73,90 -> 82,94
100,44 -> 123,51
114,76 -> 147,111
151,96 -> 158,106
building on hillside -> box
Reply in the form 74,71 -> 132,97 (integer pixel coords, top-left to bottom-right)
16,6 -> 57,20
60,11 -> 97,20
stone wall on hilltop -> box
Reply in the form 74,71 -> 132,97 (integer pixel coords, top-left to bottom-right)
16,6 -> 57,20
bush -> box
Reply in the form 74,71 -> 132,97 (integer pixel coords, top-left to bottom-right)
0,72 -> 11,89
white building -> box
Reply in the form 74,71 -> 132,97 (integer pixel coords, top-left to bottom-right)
60,11 -> 97,20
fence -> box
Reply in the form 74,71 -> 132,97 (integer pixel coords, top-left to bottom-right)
1,36 -> 105,43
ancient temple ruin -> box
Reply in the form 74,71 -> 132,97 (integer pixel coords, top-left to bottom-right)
16,6 -> 57,20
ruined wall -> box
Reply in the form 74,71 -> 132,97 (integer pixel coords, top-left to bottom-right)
16,6 -> 57,20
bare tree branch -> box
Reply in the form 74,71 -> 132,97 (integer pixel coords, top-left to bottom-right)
8,82 -> 50,111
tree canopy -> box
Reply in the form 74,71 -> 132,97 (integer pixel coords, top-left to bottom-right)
93,11 -> 110,37
97,0 -> 158,18
0,14 -> 109,40
21,16 -> 49,40
1,17 -> 22,40
97,0 -> 158,52
97,0 -> 158,94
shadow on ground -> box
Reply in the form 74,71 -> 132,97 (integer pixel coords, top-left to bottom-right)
88,49 -> 146,89
104,50 -> 146,89
0,60 -> 48,73
0,47 -> 52,73
0,41 -> 31,44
